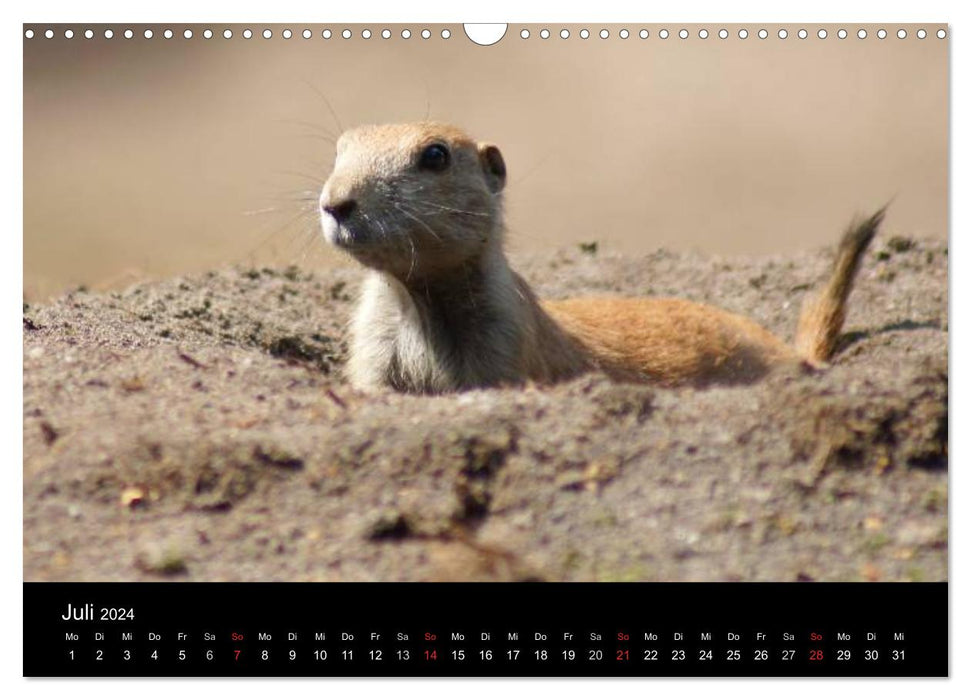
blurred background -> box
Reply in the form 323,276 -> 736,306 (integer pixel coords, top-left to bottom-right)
23,24 -> 948,300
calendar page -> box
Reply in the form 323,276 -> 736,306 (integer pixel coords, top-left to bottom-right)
22,20 -> 948,678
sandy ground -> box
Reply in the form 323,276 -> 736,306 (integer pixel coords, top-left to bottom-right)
23,235 -> 947,582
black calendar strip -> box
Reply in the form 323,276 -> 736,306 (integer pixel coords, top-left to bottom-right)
23,582 -> 947,677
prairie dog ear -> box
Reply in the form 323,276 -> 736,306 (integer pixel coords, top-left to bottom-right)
478,143 -> 506,194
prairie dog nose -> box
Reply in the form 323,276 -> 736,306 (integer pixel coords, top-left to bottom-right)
323,199 -> 358,223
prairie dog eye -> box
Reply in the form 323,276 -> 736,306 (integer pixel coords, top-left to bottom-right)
418,143 -> 450,172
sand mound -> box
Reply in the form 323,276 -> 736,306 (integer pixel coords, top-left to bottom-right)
23,237 -> 947,581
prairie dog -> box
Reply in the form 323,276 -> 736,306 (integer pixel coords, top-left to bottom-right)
318,122 -> 883,393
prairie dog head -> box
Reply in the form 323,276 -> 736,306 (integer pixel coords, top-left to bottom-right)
319,122 -> 507,280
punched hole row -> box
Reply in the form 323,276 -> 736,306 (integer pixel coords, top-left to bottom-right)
24,26 -> 948,41
23,27 -> 455,40
519,27 -> 946,41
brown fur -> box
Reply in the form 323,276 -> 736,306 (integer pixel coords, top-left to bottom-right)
320,122 -> 883,393
544,297 -> 799,388
794,208 -> 886,365
543,209 -> 886,387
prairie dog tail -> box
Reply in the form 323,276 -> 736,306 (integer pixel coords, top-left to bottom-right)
794,207 -> 886,365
